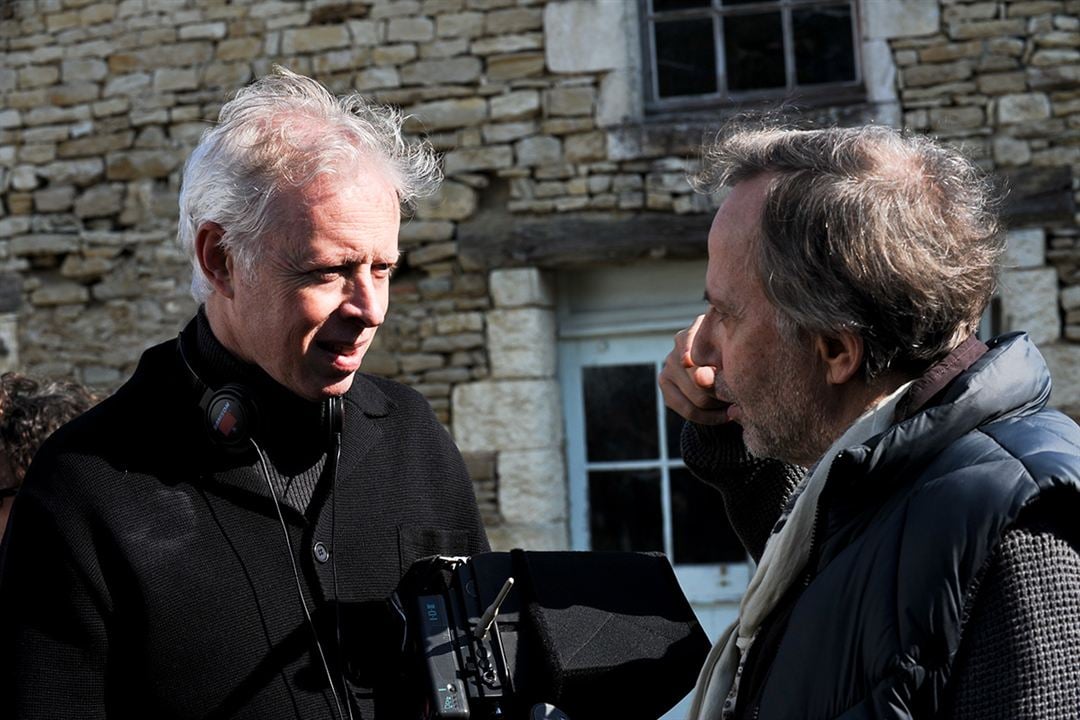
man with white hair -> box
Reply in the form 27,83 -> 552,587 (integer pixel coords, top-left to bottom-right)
0,68 -> 489,719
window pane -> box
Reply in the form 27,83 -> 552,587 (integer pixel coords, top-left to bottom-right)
671,468 -> 745,564
723,12 -> 784,91
793,5 -> 856,85
666,407 -> 685,459
654,18 -> 718,98
582,364 -> 659,461
589,469 -> 664,553
653,0 -> 711,10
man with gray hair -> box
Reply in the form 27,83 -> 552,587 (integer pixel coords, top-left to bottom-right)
0,68 -> 488,719
660,125 -> 1080,719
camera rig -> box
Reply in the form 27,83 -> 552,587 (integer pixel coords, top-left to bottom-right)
392,551 -> 710,720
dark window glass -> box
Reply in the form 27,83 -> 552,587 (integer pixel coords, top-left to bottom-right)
654,18 -> 718,97
653,0 -> 711,10
665,407 -> 684,459
793,6 -> 856,85
582,364 -> 659,461
671,468 -> 745,563
589,470 -> 664,553
722,0 -> 767,4
723,12 -> 784,91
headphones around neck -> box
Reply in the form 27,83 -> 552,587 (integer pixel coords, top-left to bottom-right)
176,333 -> 344,452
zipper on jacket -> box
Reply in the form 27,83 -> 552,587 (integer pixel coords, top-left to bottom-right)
742,460 -> 837,720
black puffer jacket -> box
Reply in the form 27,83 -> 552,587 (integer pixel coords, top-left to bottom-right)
686,333 -> 1080,719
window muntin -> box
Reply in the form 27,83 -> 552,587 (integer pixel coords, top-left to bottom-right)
643,0 -> 863,112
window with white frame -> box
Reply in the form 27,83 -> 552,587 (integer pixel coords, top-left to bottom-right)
642,0 -> 863,112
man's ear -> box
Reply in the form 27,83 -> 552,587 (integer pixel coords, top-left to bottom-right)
814,330 -> 863,386
194,222 -> 235,299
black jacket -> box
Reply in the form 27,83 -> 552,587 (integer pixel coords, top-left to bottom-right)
686,333 -> 1080,719
0,330 -> 489,719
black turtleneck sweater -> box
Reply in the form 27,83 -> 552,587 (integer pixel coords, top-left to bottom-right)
0,312 -> 490,720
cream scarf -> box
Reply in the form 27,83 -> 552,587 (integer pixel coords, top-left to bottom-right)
685,381 -> 914,720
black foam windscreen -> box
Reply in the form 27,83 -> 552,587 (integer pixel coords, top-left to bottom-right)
467,551 -> 711,720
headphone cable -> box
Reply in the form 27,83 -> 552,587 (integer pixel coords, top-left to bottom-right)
251,438 -> 347,720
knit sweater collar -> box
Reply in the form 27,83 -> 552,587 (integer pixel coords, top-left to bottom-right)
188,307 -> 330,467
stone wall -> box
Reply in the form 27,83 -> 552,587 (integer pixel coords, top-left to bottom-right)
1,0 -> 1078,546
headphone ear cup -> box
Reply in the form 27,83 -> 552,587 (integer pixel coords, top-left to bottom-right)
200,383 -> 258,452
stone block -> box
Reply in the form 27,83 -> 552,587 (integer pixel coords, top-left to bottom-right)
497,448 -> 567,523
1004,228 -> 1046,269
864,0 -> 939,39
485,7 -> 542,34
10,234 -> 79,256
437,11 -> 485,38
918,40 -> 984,63
564,131 -> 606,162
400,57 -> 482,85
104,72 -> 151,97
33,187 -> 76,212
179,21 -> 227,40
354,67 -> 400,90
415,180 -> 478,221
977,72 -> 1027,94
486,521 -> 569,551
74,184 -> 124,218
483,121 -> 538,144
1000,267 -> 1060,345
61,58 -> 107,82
997,93 -> 1052,123
487,307 -> 556,379
929,105 -> 985,130
37,158 -> 104,187
216,37 -> 262,61
105,150 -> 183,181
1039,343 -> 1080,409
949,18 -> 1026,40
436,312 -> 485,335
420,38 -> 470,59
903,61 -> 973,87
281,25 -> 350,54
514,135 -> 561,167
31,281 -> 89,307
154,67 -> 199,93
388,16 -> 435,42
0,110 -> 19,129
47,82 -> 100,107
544,0 -> 625,72
490,267 -> 554,308
452,378 -> 562,452
60,254 -> 113,280
545,85 -> 596,117
486,52 -> 545,80
374,42 -> 419,65
408,241 -> 458,266
490,90 -> 540,121
58,132 -> 134,159
443,145 -> 513,174
409,98 -> 487,131
347,19 -> 380,46
203,61 -> 253,88
993,136 -> 1032,165
1062,285 -> 1080,311
1031,49 -> 1080,65
471,32 -> 542,56
399,220 -> 455,243
80,2 -> 116,24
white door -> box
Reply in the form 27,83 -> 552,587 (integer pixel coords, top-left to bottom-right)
559,332 -> 749,720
